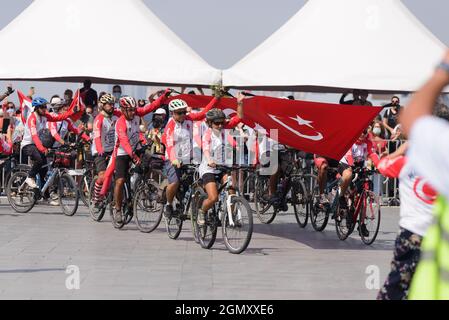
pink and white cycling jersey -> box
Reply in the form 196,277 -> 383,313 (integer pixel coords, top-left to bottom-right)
341,140 -> 373,165
199,115 -> 241,177
92,111 -> 121,155
21,113 -> 48,149
21,110 -> 75,152
374,155 -> 436,236
115,116 -> 143,157
162,97 -> 219,163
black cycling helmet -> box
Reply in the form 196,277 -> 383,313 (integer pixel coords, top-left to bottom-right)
206,108 -> 226,122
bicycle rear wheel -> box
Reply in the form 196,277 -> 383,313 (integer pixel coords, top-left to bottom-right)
222,196 -> 253,254
196,208 -> 218,249
58,173 -> 79,216
134,181 -> 163,233
254,174 -> 277,224
310,186 -> 330,232
6,171 -> 36,213
292,179 -> 308,228
359,191 -> 381,245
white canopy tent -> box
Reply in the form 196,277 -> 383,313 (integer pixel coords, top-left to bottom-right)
223,0 -> 448,93
0,0 -> 221,87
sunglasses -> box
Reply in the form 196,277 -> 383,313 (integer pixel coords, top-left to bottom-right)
213,121 -> 224,126
175,111 -> 187,115
125,108 -> 136,112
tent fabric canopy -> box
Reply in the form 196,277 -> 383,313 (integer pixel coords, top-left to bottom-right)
0,0 -> 221,87
223,0 -> 448,93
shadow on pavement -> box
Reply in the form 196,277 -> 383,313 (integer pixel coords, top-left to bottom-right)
252,222 -> 395,251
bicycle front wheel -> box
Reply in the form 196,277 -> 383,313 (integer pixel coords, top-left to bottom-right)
165,195 -> 183,240
359,191 -> 381,245
222,196 -> 253,254
133,182 -> 163,233
310,186 -> 329,232
254,174 -> 277,224
191,187 -> 207,244
6,171 -> 36,213
59,173 -> 79,216
88,176 -> 107,222
292,179 -> 308,228
78,171 -> 92,207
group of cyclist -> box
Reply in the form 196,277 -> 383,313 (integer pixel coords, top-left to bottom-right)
1,85 -> 386,238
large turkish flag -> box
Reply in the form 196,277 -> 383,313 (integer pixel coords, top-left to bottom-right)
168,94 -> 381,160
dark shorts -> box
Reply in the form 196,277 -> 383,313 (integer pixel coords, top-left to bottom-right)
337,162 -> 351,175
115,155 -> 131,179
377,228 -> 422,300
163,161 -> 182,184
94,153 -> 112,173
202,172 -> 225,185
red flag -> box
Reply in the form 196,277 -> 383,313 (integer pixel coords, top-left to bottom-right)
17,90 -> 33,124
168,94 -> 381,160
68,90 -> 86,122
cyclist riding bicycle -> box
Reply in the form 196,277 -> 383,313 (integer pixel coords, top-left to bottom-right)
161,95 -> 221,219
315,130 -> 373,213
91,93 -> 122,204
21,97 -> 81,189
100,91 -> 171,223
197,93 -> 245,225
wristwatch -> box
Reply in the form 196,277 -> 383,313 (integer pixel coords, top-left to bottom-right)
437,61 -> 449,74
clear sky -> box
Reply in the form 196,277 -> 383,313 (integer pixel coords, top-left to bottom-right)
0,0 -> 448,103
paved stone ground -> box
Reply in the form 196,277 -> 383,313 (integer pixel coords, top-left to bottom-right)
0,200 -> 399,300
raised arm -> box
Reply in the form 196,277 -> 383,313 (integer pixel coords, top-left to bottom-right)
137,89 -> 170,117
187,97 -> 220,121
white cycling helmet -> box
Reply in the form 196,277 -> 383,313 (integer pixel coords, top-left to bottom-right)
154,108 -> 167,116
169,99 -> 188,112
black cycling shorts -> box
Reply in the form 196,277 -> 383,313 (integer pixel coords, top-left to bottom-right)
202,172 -> 225,185
94,153 -> 112,173
115,155 -> 131,179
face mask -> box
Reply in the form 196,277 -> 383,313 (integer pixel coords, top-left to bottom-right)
373,128 -> 381,136
113,92 -> 121,100
153,119 -> 163,128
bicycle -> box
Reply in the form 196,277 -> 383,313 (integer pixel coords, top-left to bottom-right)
193,165 -> 253,254
162,164 -> 202,242
335,166 -> 381,245
7,145 -> 80,216
254,149 -> 311,227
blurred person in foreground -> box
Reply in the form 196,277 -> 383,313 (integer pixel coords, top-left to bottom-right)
401,49 -> 449,300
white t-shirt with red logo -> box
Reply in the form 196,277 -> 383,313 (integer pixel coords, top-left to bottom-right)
409,116 -> 449,200
375,155 -> 436,236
